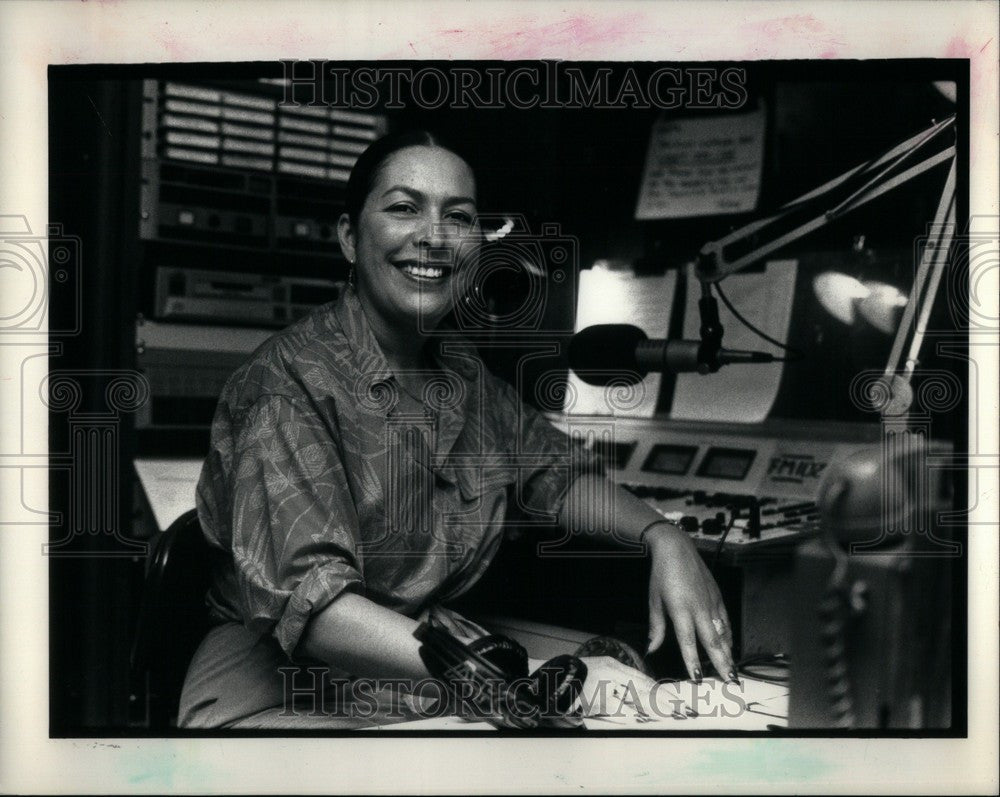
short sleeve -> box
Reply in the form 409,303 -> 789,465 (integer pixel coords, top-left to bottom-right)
229,394 -> 364,658
494,378 -> 606,520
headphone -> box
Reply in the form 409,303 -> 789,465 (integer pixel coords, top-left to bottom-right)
414,620 -> 588,729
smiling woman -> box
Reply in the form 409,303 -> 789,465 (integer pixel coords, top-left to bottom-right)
178,129 -> 735,729
337,131 -> 482,379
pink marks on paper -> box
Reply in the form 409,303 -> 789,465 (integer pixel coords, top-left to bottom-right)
941,34 -> 997,104
392,12 -> 648,59
152,21 -> 197,61
944,36 -> 975,58
738,14 -> 845,58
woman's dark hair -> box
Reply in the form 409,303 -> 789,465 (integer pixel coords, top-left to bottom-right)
344,129 -> 472,225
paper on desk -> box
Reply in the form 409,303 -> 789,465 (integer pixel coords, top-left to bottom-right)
670,261 -> 797,423
579,656 -> 788,730
366,715 -> 497,731
367,658 -> 788,731
635,105 -> 767,220
566,268 -> 676,418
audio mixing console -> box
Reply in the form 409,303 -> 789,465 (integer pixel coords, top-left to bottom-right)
544,414 -> 886,565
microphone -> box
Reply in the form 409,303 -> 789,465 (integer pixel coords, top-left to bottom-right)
568,323 -> 775,386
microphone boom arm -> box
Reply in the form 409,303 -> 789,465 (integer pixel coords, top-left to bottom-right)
692,115 -> 957,416
695,116 -> 956,284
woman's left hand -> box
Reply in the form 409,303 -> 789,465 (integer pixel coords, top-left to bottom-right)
644,524 -> 736,683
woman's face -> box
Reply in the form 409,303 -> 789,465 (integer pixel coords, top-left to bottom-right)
339,145 -> 480,332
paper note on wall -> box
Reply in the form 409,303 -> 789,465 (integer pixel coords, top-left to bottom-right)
670,261 -> 797,423
565,267 -> 676,417
635,105 -> 766,219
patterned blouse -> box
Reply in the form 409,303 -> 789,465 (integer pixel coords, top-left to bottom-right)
196,286 -> 600,659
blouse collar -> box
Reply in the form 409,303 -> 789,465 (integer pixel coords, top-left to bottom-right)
331,285 -> 480,411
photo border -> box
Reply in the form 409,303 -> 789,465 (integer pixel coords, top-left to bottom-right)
2,1 -> 997,793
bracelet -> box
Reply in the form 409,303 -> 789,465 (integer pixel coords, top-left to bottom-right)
638,518 -> 679,546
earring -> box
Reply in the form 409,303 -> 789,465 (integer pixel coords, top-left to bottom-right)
348,266 -> 355,288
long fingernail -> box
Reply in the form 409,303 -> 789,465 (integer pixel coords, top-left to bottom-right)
728,670 -> 739,684
693,667 -> 702,684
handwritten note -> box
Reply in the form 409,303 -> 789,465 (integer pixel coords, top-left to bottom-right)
635,105 -> 767,219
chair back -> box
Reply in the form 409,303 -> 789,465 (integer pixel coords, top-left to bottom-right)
131,508 -> 215,726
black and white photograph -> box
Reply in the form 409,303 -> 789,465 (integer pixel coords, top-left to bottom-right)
1,1 -> 997,794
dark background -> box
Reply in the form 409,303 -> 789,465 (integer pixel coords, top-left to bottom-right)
47,60 -> 968,731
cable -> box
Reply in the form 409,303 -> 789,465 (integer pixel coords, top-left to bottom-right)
689,653 -> 790,684
715,281 -> 804,360
710,514 -> 737,573
818,579 -> 857,728
816,484 -> 858,729
737,652 -> 790,684
738,652 -> 789,668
